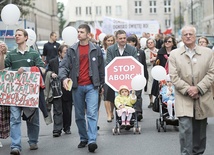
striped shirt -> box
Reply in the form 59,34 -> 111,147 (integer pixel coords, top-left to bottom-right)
4,48 -> 44,71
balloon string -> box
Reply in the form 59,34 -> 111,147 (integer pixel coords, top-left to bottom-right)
3,25 -> 8,43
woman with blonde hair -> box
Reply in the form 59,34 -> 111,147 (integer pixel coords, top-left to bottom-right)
101,35 -> 116,122
144,38 -> 158,108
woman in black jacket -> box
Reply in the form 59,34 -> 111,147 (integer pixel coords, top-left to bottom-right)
151,35 -> 177,98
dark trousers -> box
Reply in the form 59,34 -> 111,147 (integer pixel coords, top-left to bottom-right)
179,116 -> 207,155
49,98 -> 63,133
134,90 -> 143,113
62,98 -> 73,132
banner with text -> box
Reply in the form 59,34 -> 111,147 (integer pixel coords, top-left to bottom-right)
102,16 -> 159,37
0,70 -> 40,107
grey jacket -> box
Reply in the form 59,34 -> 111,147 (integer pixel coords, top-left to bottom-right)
106,43 -> 138,66
58,41 -> 105,89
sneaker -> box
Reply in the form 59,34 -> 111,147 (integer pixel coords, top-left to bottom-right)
126,121 -> 130,126
88,143 -> 98,152
148,102 -> 153,108
167,116 -> 173,120
10,149 -> 20,155
53,132 -> 61,137
78,141 -> 88,148
64,130 -> 71,134
29,144 -> 38,150
121,121 -> 125,126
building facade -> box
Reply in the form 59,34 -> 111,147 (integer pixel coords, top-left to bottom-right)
25,0 -> 59,40
64,0 -> 214,37
183,0 -> 214,35
64,0 -> 181,36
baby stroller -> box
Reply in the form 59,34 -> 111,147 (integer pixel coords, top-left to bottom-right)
154,80 -> 179,132
112,110 -> 141,135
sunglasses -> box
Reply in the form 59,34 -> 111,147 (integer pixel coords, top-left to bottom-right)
164,40 -> 172,43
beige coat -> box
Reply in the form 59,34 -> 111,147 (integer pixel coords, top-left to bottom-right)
169,45 -> 214,120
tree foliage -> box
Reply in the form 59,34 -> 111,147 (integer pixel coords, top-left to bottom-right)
0,0 -> 34,17
57,2 -> 66,38
173,15 -> 184,29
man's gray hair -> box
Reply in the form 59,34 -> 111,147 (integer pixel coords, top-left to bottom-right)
181,25 -> 197,35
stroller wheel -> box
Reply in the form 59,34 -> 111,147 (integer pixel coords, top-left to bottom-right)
156,119 -> 159,129
137,126 -> 141,134
117,128 -> 120,135
163,121 -> 167,132
112,128 -> 116,135
133,127 -> 136,134
157,119 -> 161,132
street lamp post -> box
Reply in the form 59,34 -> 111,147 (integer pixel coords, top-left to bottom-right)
179,1 -> 182,29
191,0 -> 193,25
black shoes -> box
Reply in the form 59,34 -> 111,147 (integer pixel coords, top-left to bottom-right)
148,102 -> 154,108
29,144 -> 38,150
53,132 -> 61,137
65,130 -> 71,134
10,149 -> 20,155
78,141 -> 88,148
88,143 -> 98,152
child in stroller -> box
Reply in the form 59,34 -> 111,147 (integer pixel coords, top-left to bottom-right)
160,74 -> 177,120
112,85 -> 141,135
156,75 -> 178,132
115,85 -> 136,126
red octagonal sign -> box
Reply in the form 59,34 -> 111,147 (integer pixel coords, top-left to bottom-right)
105,56 -> 144,91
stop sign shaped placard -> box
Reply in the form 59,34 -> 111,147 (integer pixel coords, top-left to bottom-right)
105,56 -> 144,91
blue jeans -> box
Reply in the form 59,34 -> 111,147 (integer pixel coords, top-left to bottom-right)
72,84 -> 98,144
10,107 -> 39,151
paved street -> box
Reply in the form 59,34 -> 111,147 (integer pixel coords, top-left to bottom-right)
1,94 -> 214,155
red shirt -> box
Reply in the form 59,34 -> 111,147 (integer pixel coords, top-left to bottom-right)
78,44 -> 92,85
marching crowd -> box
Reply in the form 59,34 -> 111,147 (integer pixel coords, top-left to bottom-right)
0,24 -> 214,155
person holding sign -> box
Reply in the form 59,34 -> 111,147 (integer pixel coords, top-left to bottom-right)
0,29 -> 45,155
106,30 -> 142,120
59,24 -> 104,153
0,41 -> 9,147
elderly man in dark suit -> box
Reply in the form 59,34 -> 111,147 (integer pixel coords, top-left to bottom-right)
47,44 -> 73,137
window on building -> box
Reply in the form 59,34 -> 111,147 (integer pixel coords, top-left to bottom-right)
165,19 -> 171,27
76,7 -> 81,16
149,1 -> 156,13
134,1 -> 142,14
164,0 -> 171,13
96,6 -> 102,15
86,6 -> 92,15
106,6 -> 112,15
116,5 -> 122,15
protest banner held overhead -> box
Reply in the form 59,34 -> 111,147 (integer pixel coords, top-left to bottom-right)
102,16 -> 159,37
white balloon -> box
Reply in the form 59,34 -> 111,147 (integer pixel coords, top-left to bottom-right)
131,75 -> 146,91
26,29 -> 36,46
98,33 -> 106,42
140,37 -> 147,49
1,4 -> 21,26
62,26 -> 78,46
151,65 -> 167,81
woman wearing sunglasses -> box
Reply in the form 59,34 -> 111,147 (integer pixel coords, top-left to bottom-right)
151,35 -> 177,98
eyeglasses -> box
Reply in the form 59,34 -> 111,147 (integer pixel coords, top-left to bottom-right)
199,41 -> 207,44
164,40 -> 172,43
